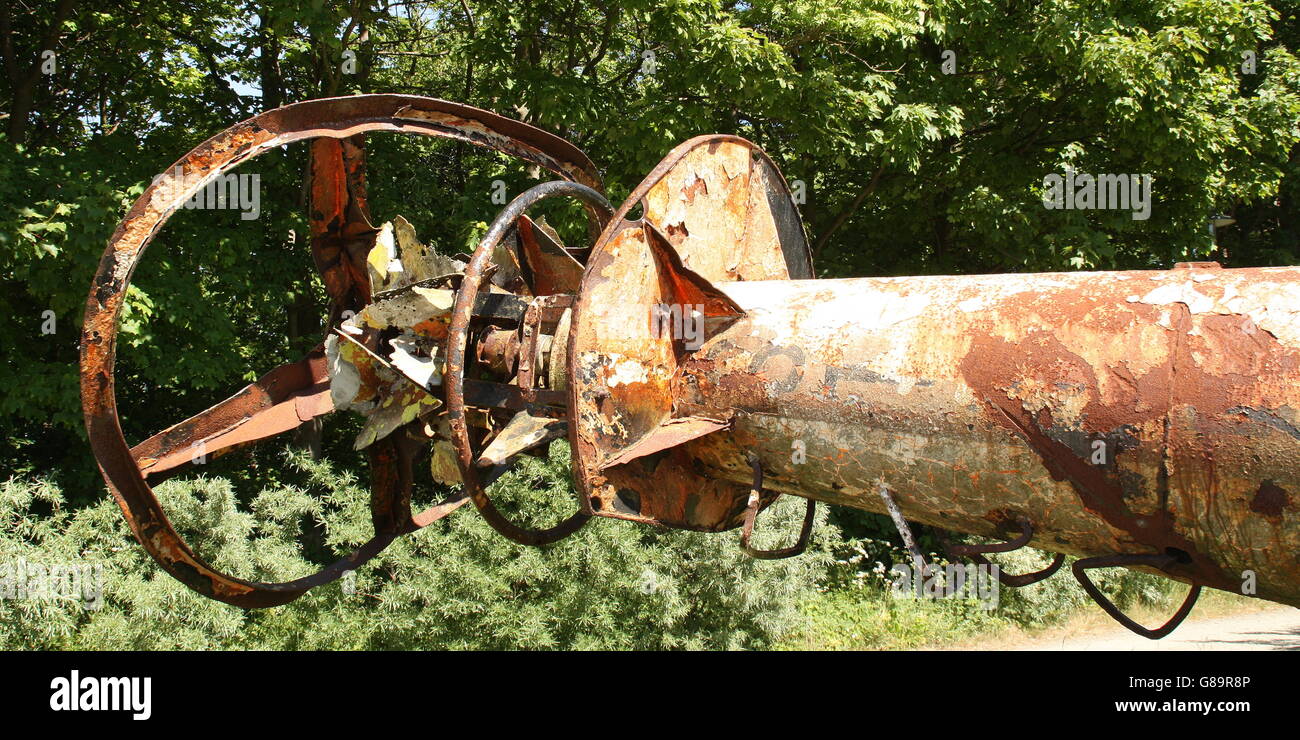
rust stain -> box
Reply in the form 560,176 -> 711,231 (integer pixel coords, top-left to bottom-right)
1251,481 -> 1291,520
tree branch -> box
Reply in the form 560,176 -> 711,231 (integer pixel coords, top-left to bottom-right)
813,164 -> 886,256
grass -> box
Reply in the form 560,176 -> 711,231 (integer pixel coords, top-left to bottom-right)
776,587 -> 1010,650
778,579 -> 1289,651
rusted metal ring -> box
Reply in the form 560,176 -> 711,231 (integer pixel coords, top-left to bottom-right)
1072,554 -> 1202,639
445,181 -> 613,546
942,517 -> 1067,587
81,96 -> 602,607
739,456 -> 816,559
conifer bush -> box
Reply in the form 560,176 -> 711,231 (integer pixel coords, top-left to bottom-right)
0,442 -> 833,650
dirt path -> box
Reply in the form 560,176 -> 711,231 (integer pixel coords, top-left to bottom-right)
999,606 -> 1300,651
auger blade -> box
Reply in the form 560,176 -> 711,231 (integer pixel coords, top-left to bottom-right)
476,409 -> 567,469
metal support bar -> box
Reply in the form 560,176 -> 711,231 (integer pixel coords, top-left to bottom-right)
876,481 -> 928,580
739,454 -> 815,559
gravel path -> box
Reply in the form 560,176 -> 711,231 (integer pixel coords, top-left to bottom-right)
1009,606 -> 1300,651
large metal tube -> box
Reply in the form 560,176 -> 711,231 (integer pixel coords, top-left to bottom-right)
670,263 -> 1300,606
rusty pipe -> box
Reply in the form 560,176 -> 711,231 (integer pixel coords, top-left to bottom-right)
617,263 -> 1300,606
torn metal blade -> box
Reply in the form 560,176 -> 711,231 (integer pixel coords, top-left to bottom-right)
517,213 -> 584,294
132,350 -> 333,479
476,409 -> 568,468
599,415 -> 731,470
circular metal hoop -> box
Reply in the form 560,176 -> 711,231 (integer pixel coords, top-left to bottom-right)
444,180 -> 613,546
80,95 -> 602,607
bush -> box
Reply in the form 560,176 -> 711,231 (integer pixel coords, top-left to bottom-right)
0,442 -> 834,650
807,528 -> 1184,645
0,439 -> 1189,650
971,545 -> 1181,628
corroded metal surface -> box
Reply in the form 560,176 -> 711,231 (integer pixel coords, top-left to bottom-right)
130,347 -> 332,482
567,134 -> 809,531
568,218 -> 763,530
639,136 -> 812,281
664,267 -> 1300,607
444,180 -> 611,545
309,135 -> 376,315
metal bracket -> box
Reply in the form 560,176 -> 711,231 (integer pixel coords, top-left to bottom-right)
740,455 -> 816,559
1072,553 -> 1202,639
942,516 -> 1066,587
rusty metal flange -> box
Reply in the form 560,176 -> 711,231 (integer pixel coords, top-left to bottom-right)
568,135 -> 811,531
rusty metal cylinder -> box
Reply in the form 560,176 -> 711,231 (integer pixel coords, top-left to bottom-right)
673,264 -> 1300,606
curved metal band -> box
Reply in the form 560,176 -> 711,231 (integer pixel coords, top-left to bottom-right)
80,96 -> 601,607
944,517 -> 1066,587
588,134 -> 812,279
444,181 -> 613,546
1072,554 -> 1202,639
740,457 -> 816,560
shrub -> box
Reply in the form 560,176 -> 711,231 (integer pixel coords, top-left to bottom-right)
0,442 -> 833,650
814,528 -> 1183,639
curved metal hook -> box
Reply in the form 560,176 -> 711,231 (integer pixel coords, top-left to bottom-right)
943,516 -> 1066,587
1072,553 -> 1202,639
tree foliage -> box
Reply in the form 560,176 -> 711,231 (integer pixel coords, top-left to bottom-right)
3,1 -> 1298,481
1,1 -> 1298,647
